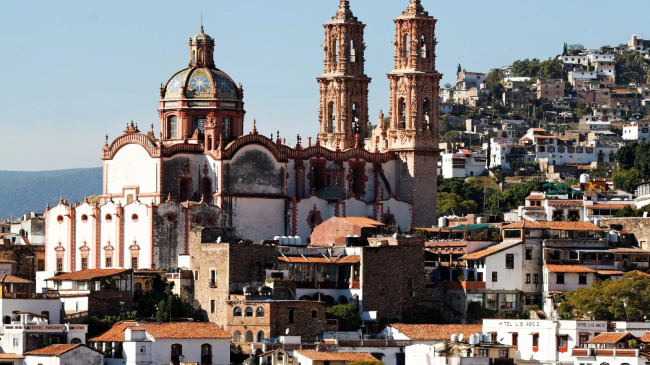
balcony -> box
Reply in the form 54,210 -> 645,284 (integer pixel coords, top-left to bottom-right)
209,280 -> 217,288
572,348 -> 639,357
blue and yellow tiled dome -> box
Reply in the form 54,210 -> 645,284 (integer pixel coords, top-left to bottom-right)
164,67 -> 238,100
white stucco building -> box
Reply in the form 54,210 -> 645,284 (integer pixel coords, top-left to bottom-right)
441,149 -> 487,178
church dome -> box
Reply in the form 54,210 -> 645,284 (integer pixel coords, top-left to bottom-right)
192,26 -> 213,42
163,67 -> 238,101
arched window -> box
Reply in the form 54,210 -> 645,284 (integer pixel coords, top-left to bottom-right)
351,102 -> 360,134
222,116 -> 231,140
350,40 -> 356,62
576,147 -> 584,153
420,35 -> 427,58
423,98 -> 431,130
200,177 -> 212,203
70,338 -> 82,344
547,146 -> 556,153
192,115 -> 206,134
338,295 -> 349,304
334,39 -> 339,63
207,136 -> 213,151
245,307 -> 253,317
558,146 -> 566,153
328,102 -> 336,133
201,344 -> 212,364
134,282 -> 143,294
232,331 -> 241,342
257,331 -> 265,343
233,307 -> 242,317
179,178 -> 192,202
171,344 -> 182,365
256,307 -> 265,317
538,146 -> 546,153
168,116 -> 178,138
404,34 -> 410,57
398,98 -> 406,129
244,330 -> 254,343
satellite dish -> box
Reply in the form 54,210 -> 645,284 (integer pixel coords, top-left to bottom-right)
459,333 -> 464,342
285,328 -> 290,335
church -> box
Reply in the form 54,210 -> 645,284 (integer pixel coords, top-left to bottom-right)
44,0 -> 442,272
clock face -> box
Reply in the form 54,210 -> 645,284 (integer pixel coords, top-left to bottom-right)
216,76 -> 232,93
168,77 -> 183,92
190,76 -> 210,92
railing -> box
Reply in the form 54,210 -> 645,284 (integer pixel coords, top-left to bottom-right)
3,293 -> 60,299
208,280 -> 216,288
573,348 -> 640,357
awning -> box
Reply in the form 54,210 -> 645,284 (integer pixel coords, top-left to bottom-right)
556,334 -> 569,337
447,224 -> 491,231
579,332 -> 591,336
529,332 -> 539,335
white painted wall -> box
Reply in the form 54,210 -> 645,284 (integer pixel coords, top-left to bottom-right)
105,144 -> 159,202
478,244 -> 523,291
0,298 -> 61,324
122,202 -> 152,270
149,338 -> 229,365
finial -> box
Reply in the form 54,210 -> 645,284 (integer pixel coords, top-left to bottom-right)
282,138 -> 286,145
46,202 -> 50,211
59,196 -> 63,204
271,132 -> 274,141
151,123 -> 154,132
104,134 -> 109,146
252,119 -> 258,134
84,195 -> 88,203
167,193 -> 172,202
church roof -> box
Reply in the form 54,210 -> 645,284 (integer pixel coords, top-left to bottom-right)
164,67 -> 239,101
327,1 -> 361,24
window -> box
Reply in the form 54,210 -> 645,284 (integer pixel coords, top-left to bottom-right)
131,257 -> 138,270
37,259 -> 44,271
245,307 -> 253,317
233,307 -> 242,317
407,278 -> 413,288
81,257 -> 88,270
288,309 -> 295,324
499,349 -> 509,358
525,249 -> 532,260
106,257 -> 112,268
492,272 -> 498,282
192,115 -> 206,133
140,346 -> 147,354
222,116 -> 231,140
12,338 -> 18,346
490,333 -> 497,342
532,333 -> 539,352
56,258 -> 63,272
171,344 -> 182,365
312,310 -> 318,318
478,349 -> 488,357
256,307 -> 265,317
579,334 -> 589,348
533,274 -> 539,284
210,300 -> 215,313
500,293 -> 518,309
525,274 -> 531,284
169,116 -> 178,138
579,274 -> 587,285
512,333 -> 518,349
556,273 -> 565,284
506,254 -> 514,269
201,344 -> 212,364
557,335 -> 568,352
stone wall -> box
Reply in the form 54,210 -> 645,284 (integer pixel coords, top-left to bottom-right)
601,217 -> 650,248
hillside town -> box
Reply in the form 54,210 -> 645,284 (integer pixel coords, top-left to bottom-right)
3,1 -> 650,365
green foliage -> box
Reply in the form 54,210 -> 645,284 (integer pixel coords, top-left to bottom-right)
574,101 -> 593,118
634,142 -> 650,178
492,169 -> 505,183
326,304 -> 361,331
557,272 -> 650,321
613,205 -> 646,218
588,165 -> 613,180
539,59 -> 564,79
0,168 -> 102,219
485,68 -> 505,102
466,301 -> 498,323
616,53 -> 649,85
563,43 -> 568,56
437,192 -> 479,217
567,44 -> 584,56
437,177 -> 486,212
485,179 -> 543,214
442,130 -> 461,143
612,168 -> 642,193
154,293 -> 198,323
616,141 -> 638,170
87,311 -> 137,338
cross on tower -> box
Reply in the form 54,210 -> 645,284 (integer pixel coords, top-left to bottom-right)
200,13 -> 203,27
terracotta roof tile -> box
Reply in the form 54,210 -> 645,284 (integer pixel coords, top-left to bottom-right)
0,274 -> 31,284
526,195 -> 545,200
639,332 -> 650,343
610,247 -> 650,253
502,221 -> 545,229
547,200 -> 584,207
0,353 -> 24,359
295,350 -> 379,362
278,255 -> 360,264
545,265 -> 596,273
340,217 -> 384,228
539,221 -> 608,231
0,258 -> 16,264
89,321 -> 230,342
24,344 -> 84,357
587,332 -> 628,344
46,269 -> 131,282
389,324 -> 483,341
597,270 -> 625,275
591,203 -> 636,210
461,240 -> 522,260
533,135 -> 558,139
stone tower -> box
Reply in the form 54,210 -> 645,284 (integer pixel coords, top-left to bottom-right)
387,0 -> 442,227
317,0 -> 371,150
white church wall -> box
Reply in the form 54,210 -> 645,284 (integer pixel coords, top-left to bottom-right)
105,144 -> 159,203
99,202 -> 119,268
45,203 -> 71,272
74,203 -> 97,271
231,197 -> 286,242
122,201 -> 153,270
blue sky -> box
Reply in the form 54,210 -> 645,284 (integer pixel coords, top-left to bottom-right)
1,0 -> 648,170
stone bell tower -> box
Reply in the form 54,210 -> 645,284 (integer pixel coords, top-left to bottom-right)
387,0 -> 442,227
317,0 -> 371,150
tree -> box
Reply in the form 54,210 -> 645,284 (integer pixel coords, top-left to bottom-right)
614,205 -> 645,218
485,68 -> 505,102
557,272 -> 650,321
437,177 -> 485,211
539,59 -> 563,79
492,169 -> 505,184
457,63 -> 462,78
563,43 -> 568,56
588,165 -> 613,180
485,179 -> 543,214
567,43 -> 585,55
634,142 -> 650,178
437,192 -> 479,217
612,168 -> 642,193
326,304 -> 361,331
616,141 -> 639,170
442,130 -> 461,143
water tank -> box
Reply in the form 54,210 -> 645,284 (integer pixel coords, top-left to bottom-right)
593,218 -> 600,228
476,217 -> 486,224
273,236 -> 281,243
609,231 -> 618,243
450,333 -> 459,343
482,334 -> 491,342
280,236 -> 288,246
438,217 -> 448,228
295,235 -> 302,246
580,174 -> 590,184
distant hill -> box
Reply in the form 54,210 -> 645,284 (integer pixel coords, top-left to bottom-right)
0,168 -> 102,219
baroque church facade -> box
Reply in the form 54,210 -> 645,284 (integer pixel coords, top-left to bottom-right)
44,0 -> 442,272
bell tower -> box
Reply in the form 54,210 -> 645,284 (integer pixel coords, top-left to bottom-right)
189,26 -> 215,68
386,0 -> 442,227
317,0 -> 371,150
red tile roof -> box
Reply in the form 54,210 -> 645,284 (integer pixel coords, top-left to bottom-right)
0,274 -> 32,284
639,332 -> 650,343
502,220 -> 545,229
539,221 -> 608,231
526,195 -> 545,200
547,200 -> 584,207
545,265 -> 596,273
340,217 -> 384,228
587,332 -> 629,344
597,270 -> 625,275
46,269 -> 131,281
591,203 -> 635,210
461,240 -> 522,260
295,350 -> 378,362
24,344 -> 84,357
278,255 -> 360,264
533,135 -> 558,139
390,324 -> 483,341
89,321 -> 230,342
0,353 -> 24,359
0,258 -> 16,264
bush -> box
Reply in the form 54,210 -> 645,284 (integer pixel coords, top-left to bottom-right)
326,304 -> 361,331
